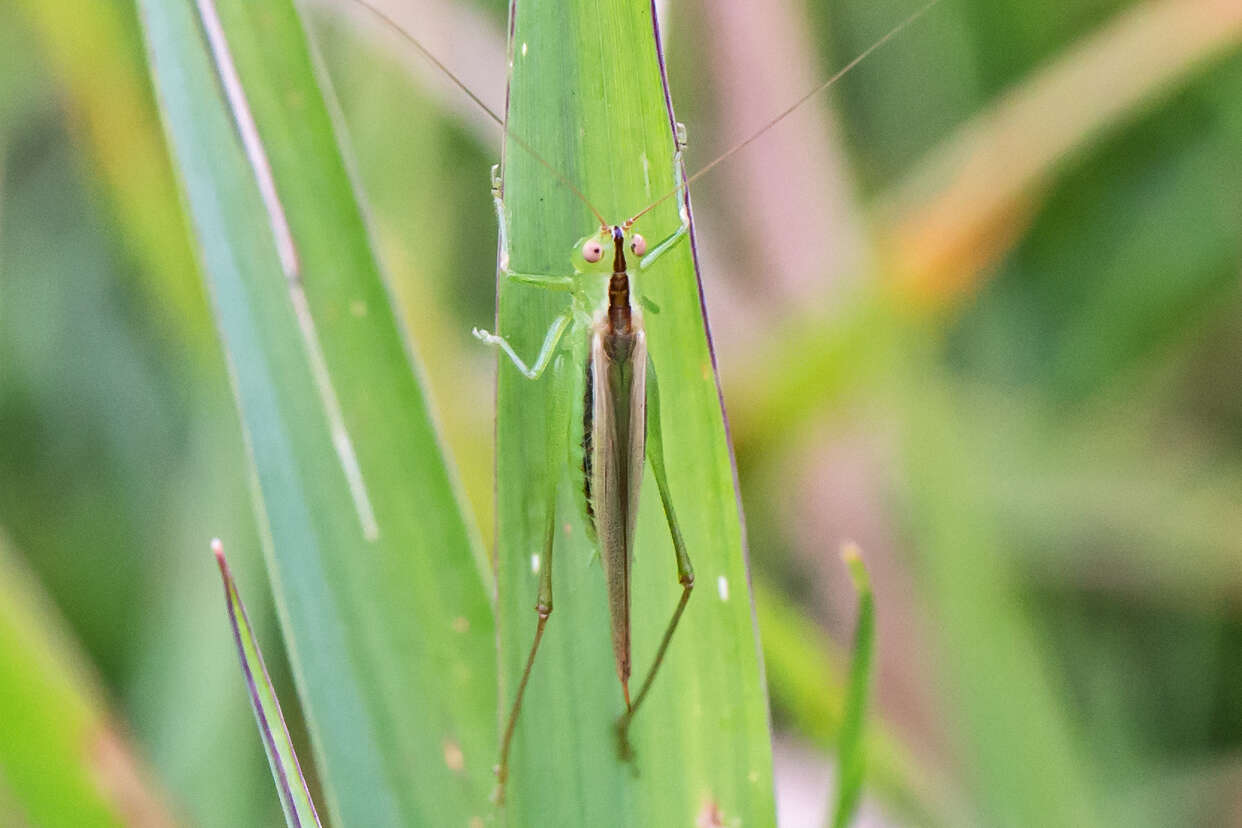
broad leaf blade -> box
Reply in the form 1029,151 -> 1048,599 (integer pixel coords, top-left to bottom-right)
214,540 -> 320,828
137,1 -> 495,824
495,0 -> 776,823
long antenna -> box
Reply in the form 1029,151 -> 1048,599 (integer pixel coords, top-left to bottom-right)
344,0 -> 608,227
626,0 -> 942,228
343,0 -> 941,230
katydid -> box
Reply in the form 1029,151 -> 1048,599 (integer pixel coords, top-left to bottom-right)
347,0 -> 940,805
475,140 -> 698,798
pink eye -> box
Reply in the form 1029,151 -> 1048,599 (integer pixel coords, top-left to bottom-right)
582,240 -> 604,263
630,234 -> 647,256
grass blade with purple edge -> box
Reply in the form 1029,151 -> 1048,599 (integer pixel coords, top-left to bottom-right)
213,539 -> 321,828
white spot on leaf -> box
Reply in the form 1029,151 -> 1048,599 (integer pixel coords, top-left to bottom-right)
717,575 -> 729,601
531,554 -> 541,574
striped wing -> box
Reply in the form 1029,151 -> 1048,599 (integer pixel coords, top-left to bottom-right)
587,321 -> 647,693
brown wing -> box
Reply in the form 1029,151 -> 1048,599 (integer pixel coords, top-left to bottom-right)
589,321 -> 647,692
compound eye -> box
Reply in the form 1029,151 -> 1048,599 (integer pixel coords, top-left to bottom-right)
630,234 -> 647,256
582,239 -> 604,263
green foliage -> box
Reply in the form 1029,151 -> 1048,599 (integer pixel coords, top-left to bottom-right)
830,546 -> 875,828
0,537 -> 144,827
2,0 -> 1241,826
0,2 -> 275,823
137,0 -> 494,824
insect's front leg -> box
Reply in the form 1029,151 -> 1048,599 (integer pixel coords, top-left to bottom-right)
491,164 -> 576,289
637,126 -> 692,273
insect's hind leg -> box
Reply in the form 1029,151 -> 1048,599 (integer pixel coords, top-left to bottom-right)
494,354 -> 573,804
493,485 -> 557,805
615,355 -> 694,763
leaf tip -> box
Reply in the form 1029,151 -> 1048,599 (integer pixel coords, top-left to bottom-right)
211,537 -> 229,575
839,541 -> 870,593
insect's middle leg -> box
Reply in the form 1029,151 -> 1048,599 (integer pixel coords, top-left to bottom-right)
475,164 -> 579,378
474,310 -> 572,380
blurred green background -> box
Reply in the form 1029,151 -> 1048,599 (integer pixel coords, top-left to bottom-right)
2,0 -> 1241,825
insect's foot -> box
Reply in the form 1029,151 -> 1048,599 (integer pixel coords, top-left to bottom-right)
614,715 -> 638,767
489,163 -> 503,197
472,326 -> 497,344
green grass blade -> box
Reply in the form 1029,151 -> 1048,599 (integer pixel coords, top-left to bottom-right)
494,1 -> 775,823
0,534 -> 173,828
755,580 -> 948,826
831,544 -> 876,828
137,1 -> 495,824
892,327 -> 1099,826
6,6 -> 281,821
213,540 -> 320,828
